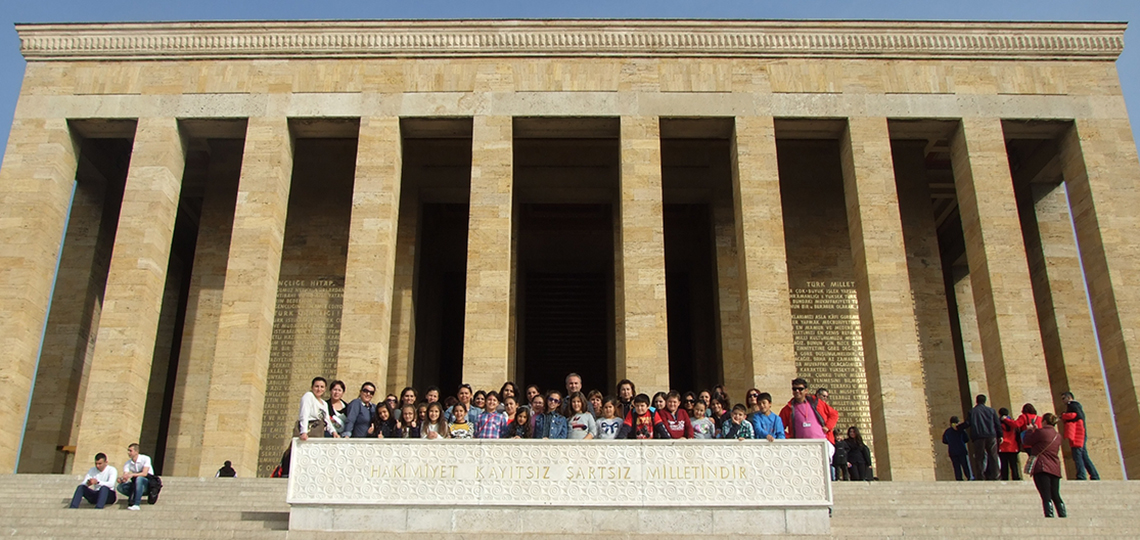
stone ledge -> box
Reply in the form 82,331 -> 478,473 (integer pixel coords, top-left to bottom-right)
15,20 -> 1125,62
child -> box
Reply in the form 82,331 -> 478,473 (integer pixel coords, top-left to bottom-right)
624,393 -> 657,439
472,390 -> 486,412
448,403 -> 473,439
596,399 -> 623,440
534,391 -> 569,439
502,396 -> 518,422
475,391 -> 508,438
421,402 -> 450,439
398,404 -> 420,438
506,408 -> 532,438
654,391 -> 693,439
587,390 -> 604,416
942,415 -> 972,481
749,392 -> 786,442
651,392 -> 667,413
373,402 -> 397,439
720,404 -> 755,440
416,403 -> 428,427
567,392 -> 598,439
690,401 -> 715,439
709,398 -> 730,437
424,386 -> 440,404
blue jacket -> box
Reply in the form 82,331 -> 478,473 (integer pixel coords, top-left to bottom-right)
533,412 -> 569,439
749,411 -> 786,439
343,398 -> 376,438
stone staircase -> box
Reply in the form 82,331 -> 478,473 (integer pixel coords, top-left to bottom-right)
2,473 -> 1137,538
0,474 -> 288,539
831,479 -> 1140,539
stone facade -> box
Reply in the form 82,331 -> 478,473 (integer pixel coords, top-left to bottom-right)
0,20 -> 1135,481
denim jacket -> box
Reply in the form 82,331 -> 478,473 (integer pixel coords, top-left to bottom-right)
533,412 -> 569,439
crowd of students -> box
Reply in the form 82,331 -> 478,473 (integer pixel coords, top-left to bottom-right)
294,374 -> 854,444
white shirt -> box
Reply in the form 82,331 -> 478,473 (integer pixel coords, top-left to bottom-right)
298,391 -> 327,434
123,454 -> 152,476
83,465 -> 118,489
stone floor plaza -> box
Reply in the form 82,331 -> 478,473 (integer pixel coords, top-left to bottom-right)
0,20 -> 1138,482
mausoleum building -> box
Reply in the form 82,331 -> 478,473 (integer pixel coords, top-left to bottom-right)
1,19 -> 1138,481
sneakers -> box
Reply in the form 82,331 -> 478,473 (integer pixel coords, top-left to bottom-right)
127,505 -> 140,511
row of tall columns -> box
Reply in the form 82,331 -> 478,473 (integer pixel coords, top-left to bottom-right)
2,113 -> 1140,479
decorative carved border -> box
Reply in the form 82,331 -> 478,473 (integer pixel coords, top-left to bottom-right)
16,20 -> 1125,61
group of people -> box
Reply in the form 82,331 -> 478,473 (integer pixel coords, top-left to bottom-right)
941,391 -> 1099,518
291,373 -> 874,480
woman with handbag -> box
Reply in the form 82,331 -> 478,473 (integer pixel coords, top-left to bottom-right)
1023,413 -> 1066,518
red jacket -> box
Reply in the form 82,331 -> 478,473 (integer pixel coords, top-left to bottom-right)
779,397 -> 838,442
654,408 -> 694,439
999,417 -> 1020,453
1060,412 -> 1085,448
1015,414 -> 1041,451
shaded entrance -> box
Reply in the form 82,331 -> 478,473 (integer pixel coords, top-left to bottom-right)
517,204 -> 614,393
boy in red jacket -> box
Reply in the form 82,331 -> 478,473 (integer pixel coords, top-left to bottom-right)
622,394 -> 656,439
654,391 -> 694,439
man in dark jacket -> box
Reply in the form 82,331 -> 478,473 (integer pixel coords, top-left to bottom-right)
968,394 -> 1002,480
342,382 -> 377,438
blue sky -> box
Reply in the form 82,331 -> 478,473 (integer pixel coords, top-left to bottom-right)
2,1 -> 1140,162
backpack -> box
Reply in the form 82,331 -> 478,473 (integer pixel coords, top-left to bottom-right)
1019,416 -> 1040,451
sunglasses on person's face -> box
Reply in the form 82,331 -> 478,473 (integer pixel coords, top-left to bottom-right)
549,398 -> 561,404
362,389 -> 375,395
793,387 -> 806,392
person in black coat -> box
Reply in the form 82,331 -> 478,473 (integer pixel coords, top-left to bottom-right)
845,426 -> 872,481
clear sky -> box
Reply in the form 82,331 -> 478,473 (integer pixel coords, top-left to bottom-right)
2,0 -> 1139,163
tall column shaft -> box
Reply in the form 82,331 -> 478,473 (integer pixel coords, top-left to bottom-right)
952,267 -> 989,400
163,140 -> 241,476
1024,181 -> 1122,478
713,198 -> 747,401
893,140 -> 964,480
73,117 -> 186,470
840,117 -> 935,481
950,118 -> 1051,411
731,116 -> 796,395
617,116 -> 669,395
198,117 -> 293,478
0,118 -> 79,472
461,116 -> 513,391
1060,118 -> 1140,476
387,195 -> 418,395
337,117 -> 403,389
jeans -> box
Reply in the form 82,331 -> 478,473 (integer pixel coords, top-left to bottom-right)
116,476 -> 149,506
70,484 -> 116,508
1071,446 -> 1100,480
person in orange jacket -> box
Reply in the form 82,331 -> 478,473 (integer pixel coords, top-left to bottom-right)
998,407 -> 1022,480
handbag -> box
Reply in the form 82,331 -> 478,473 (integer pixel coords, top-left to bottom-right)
1024,432 -> 1058,475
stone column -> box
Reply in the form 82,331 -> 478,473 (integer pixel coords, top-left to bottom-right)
617,116 -> 670,395
198,117 -> 293,478
72,117 -> 187,470
386,194 -> 418,395
1023,180 -> 1122,479
337,117 -> 402,389
461,116 -> 513,391
712,197 -> 747,401
163,140 -> 241,476
730,116 -> 796,396
892,140 -> 966,480
950,118 -> 1051,411
1059,118 -> 1140,477
839,117 -> 935,481
952,268 -> 990,400
0,118 -> 79,472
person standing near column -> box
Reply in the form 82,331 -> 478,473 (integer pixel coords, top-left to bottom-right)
69,453 -> 117,509
116,444 -> 151,511
968,394 -> 1002,480
1024,413 -> 1066,517
779,378 -> 834,459
297,377 -> 328,441
1060,391 -> 1100,480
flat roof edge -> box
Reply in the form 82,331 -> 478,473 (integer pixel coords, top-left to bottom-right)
15,20 -> 1127,62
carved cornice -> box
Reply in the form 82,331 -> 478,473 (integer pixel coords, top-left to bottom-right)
16,20 -> 1126,62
